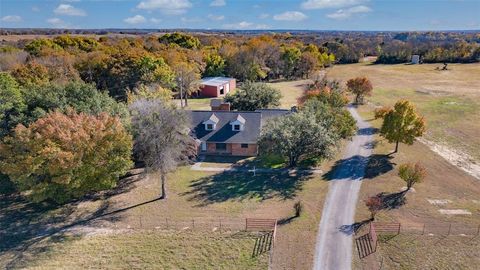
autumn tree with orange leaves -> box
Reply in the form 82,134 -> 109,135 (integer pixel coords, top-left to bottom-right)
0,111 -> 133,203
346,77 -> 373,104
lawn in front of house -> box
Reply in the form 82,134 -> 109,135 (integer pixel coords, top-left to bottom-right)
1,153 -> 335,269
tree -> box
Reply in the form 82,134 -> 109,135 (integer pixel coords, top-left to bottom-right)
0,73 -> 25,137
203,53 -> 226,77
346,77 -> 373,104
224,82 -> 282,111
20,82 -> 129,126
379,100 -> 426,153
11,61 -> 50,87
258,111 -> 338,167
173,62 -> 201,107
158,32 -> 201,49
130,99 -> 195,199
398,162 -> 426,191
0,111 -> 133,203
365,195 -> 383,221
127,84 -> 173,104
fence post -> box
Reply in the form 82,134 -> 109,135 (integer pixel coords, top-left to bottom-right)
192,219 -> 195,230
219,219 -> 222,231
477,224 -> 480,236
139,216 -> 143,228
166,218 -> 169,229
447,224 -> 451,236
422,223 -> 425,235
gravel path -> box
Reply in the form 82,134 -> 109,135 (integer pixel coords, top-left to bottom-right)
313,105 -> 374,270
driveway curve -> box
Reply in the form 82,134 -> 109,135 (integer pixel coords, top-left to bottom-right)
313,105 -> 375,270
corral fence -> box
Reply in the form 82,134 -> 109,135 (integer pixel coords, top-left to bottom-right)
355,222 -> 480,259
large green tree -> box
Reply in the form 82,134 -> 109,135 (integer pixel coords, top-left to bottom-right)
0,73 -> 25,137
0,110 -> 133,203
258,111 -> 338,167
21,82 -> 129,126
224,82 -> 282,111
379,100 -> 426,153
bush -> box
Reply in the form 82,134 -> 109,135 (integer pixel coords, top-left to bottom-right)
294,201 -> 303,217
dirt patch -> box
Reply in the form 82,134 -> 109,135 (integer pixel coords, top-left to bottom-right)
427,199 -> 451,206
438,209 -> 472,215
418,138 -> 480,180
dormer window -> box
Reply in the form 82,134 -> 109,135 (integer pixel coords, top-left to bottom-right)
203,113 -> 219,131
230,114 -> 246,131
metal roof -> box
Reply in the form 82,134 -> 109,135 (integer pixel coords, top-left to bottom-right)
200,77 -> 234,87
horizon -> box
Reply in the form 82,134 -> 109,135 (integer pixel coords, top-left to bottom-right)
1,0 -> 479,31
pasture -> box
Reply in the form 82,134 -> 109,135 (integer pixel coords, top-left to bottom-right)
328,62 -> 480,163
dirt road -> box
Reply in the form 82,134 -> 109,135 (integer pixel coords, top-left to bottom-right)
313,105 -> 374,270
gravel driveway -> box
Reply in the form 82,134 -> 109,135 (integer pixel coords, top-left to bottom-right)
313,105 -> 375,270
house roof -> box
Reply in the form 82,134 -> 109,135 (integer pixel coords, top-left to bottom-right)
188,109 -> 289,144
200,77 -> 234,87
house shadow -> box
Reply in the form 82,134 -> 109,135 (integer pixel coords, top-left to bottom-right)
323,154 -> 394,181
182,169 -> 313,206
0,170 -> 157,268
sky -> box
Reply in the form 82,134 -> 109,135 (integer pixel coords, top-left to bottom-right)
0,0 -> 479,31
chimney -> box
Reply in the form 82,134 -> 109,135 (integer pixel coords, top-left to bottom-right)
210,99 -> 231,111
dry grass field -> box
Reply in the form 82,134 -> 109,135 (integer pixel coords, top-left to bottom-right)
328,62 -> 480,163
351,105 -> 480,269
0,152 -> 339,269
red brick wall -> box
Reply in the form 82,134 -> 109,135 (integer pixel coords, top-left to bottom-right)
231,143 -> 258,156
205,142 -> 257,156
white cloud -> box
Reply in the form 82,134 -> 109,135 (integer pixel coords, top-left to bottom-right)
273,11 -> 308,21
54,4 -> 86,16
1,15 -> 22,23
301,0 -> 367,9
222,21 -> 269,30
326,5 -> 371,20
181,17 -> 203,23
124,15 -> 147,24
210,0 -> 226,7
137,0 -> 192,15
208,14 -> 225,21
150,18 -> 162,24
32,6 -> 40,12
259,13 -> 269,19
47,18 -> 69,28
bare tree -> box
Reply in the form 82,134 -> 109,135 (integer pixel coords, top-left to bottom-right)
130,99 -> 195,199
173,63 -> 200,107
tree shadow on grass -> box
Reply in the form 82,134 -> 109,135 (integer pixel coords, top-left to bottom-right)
182,170 -> 313,206
0,170 -> 159,268
323,154 -> 395,181
376,191 -> 407,210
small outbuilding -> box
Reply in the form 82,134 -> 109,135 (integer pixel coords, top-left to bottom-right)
411,55 -> 420,64
199,77 -> 236,97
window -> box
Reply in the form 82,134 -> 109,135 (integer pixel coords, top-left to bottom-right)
216,143 -> 227,151
219,87 -> 224,95
206,123 -> 213,130
241,144 -> 248,149
233,124 -> 240,131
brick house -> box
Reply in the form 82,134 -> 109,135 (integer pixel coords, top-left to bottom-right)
188,109 -> 289,156
199,77 -> 236,97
